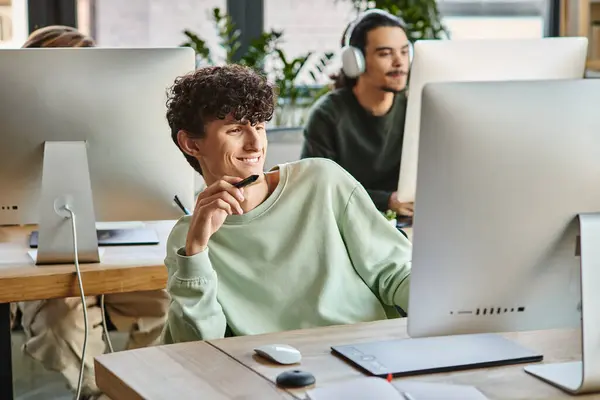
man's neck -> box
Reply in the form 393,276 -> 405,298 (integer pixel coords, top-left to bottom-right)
239,175 -> 270,212
352,83 -> 395,116
204,171 -> 279,214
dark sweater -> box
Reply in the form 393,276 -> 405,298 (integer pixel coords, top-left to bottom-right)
301,87 -> 407,211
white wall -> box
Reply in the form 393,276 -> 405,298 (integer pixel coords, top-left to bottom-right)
94,0 -> 225,54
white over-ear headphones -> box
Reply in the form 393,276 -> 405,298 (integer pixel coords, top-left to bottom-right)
340,9 -> 413,79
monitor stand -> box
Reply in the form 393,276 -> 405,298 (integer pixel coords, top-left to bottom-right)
524,213 -> 600,394
36,141 -> 100,265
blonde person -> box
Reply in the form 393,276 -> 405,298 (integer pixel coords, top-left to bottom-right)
17,26 -> 170,400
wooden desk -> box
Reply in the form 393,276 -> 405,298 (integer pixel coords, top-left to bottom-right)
0,220 -> 174,399
210,319 -> 596,400
95,341 -> 294,400
0,221 -> 175,302
93,226 -> 420,400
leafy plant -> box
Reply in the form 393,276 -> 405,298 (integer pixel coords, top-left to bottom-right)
181,7 -> 334,127
181,8 -> 282,72
181,30 -> 213,65
384,209 -> 397,221
272,49 -> 334,126
340,0 -> 449,41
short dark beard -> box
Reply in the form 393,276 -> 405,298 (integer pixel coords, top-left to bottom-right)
380,85 -> 404,93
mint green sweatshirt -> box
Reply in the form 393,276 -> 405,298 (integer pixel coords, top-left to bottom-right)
162,158 -> 412,344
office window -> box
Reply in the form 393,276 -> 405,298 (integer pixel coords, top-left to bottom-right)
439,0 -> 547,39
0,0 -> 28,48
444,17 -> 544,39
88,0 -> 225,48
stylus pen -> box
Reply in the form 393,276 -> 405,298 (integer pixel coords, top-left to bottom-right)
173,195 -> 191,215
402,393 -> 417,400
173,176 -> 257,216
234,174 -> 260,188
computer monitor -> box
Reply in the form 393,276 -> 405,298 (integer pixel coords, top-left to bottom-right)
0,47 -> 197,264
396,37 -> 588,204
408,79 -> 600,394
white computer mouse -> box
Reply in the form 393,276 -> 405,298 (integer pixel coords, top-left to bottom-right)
254,343 -> 302,365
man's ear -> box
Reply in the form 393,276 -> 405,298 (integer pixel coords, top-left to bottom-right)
177,130 -> 204,158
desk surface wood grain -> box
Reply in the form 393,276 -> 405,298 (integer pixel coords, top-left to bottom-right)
95,341 -> 294,400
209,319 -> 596,400
0,220 -> 175,303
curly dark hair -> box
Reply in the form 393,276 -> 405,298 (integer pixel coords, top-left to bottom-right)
166,64 -> 276,174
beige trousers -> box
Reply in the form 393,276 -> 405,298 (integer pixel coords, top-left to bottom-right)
10,302 -> 17,328
17,289 -> 169,397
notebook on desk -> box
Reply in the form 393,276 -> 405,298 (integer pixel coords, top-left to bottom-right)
306,377 -> 488,400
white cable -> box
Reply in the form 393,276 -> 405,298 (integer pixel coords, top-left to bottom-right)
100,294 -> 114,353
63,205 -> 87,400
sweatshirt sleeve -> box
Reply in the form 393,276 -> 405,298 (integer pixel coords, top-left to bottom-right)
300,107 -> 337,160
365,188 -> 393,212
340,183 -> 412,312
162,221 -> 227,343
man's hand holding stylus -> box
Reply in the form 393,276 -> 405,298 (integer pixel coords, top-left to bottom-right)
185,176 -> 244,256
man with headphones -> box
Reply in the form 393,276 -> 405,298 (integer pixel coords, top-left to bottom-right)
301,9 -> 414,218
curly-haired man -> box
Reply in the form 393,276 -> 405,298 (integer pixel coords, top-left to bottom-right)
161,64 -> 412,343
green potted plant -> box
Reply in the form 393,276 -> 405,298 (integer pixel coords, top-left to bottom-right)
340,0 -> 449,41
181,7 -> 334,128
272,49 -> 333,127
383,209 -> 398,226
181,8 -> 281,71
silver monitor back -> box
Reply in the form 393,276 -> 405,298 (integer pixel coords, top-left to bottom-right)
407,78 -> 600,338
397,37 -> 588,203
0,48 -> 196,226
